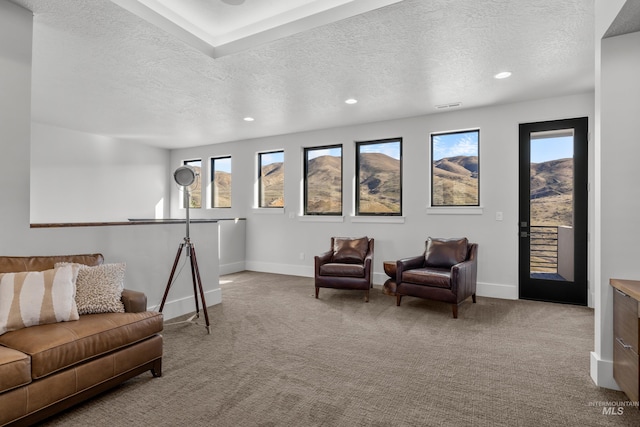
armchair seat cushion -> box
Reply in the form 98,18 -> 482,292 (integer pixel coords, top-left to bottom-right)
401,267 -> 451,289
320,263 -> 365,278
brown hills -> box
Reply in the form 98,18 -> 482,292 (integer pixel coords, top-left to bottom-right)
260,162 -> 285,207
212,170 -> 231,207
530,158 -> 573,226
195,155 -> 572,224
432,156 -> 478,206
306,155 -> 342,213
357,153 -> 401,213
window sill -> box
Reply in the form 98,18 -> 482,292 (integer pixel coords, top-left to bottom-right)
350,216 -> 405,224
252,208 -> 285,215
299,215 -> 344,223
426,207 -> 484,215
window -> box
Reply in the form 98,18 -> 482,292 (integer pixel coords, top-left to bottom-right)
258,150 -> 284,208
431,129 -> 479,206
210,156 -> 231,208
356,138 -> 402,215
182,159 -> 201,208
304,145 -> 342,215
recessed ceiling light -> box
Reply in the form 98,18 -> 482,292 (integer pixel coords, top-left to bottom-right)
345,98 -> 358,104
243,117 -> 254,122
494,71 -> 512,79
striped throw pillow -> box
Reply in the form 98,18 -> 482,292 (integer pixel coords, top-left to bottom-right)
0,265 -> 79,336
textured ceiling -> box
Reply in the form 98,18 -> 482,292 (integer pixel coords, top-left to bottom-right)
11,0 -> 595,149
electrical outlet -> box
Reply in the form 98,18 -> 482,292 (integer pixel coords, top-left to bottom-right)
495,211 -> 503,221
299,252 -> 305,260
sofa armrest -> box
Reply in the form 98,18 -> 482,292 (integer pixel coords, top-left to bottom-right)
121,289 -> 148,313
396,255 -> 425,283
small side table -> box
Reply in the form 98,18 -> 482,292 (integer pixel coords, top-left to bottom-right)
382,261 -> 397,296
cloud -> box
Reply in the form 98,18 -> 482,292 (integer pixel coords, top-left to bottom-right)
433,133 -> 478,160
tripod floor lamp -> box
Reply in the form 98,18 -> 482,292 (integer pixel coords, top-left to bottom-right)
159,165 -> 211,334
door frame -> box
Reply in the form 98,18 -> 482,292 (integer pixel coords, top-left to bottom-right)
518,117 -> 588,305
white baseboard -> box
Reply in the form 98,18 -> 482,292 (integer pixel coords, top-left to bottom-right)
590,351 -> 621,390
245,261 -> 312,278
149,287 -> 222,321
220,261 -> 246,275
246,261 -> 518,300
476,281 -> 518,300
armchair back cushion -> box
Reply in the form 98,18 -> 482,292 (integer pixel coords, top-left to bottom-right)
424,237 -> 468,268
332,237 -> 369,264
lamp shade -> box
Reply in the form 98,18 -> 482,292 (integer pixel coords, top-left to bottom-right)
174,165 -> 197,187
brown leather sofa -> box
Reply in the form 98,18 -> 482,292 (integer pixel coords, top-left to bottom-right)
392,237 -> 478,318
314,237 -> 374,302
0,254 -> 163,427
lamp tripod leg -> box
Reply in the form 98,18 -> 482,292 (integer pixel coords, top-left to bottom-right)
190,244 -> 211,334
159,243 -> 184,313
188,244 -> 201,320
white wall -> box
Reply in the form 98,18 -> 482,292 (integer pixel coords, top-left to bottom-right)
591,22 -> 640,388
172,92 -> 595,301
30,123 -> 171,223
0,3 -> 219,321
589,0 -> 637,390
0,1 -> 32,234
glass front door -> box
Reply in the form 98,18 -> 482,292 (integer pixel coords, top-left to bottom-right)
518,117 -> 588,305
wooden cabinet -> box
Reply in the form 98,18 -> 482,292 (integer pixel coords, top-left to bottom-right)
610,279 -> 640,403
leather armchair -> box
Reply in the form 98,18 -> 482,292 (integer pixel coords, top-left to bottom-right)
395,237 -> 478,318
315,237 -> 374,302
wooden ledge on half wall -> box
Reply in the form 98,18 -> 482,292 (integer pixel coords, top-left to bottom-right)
30,218 -> 246,228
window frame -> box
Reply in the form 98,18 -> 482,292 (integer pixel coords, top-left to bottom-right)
303,144 -> 343,216
355,137 -> 403,216
210,155 -> 232,209
430,129 -> 480,207
258,150 -> 285,208
181,158 -> 202,209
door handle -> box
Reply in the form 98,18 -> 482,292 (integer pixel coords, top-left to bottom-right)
616,337 -> 633,350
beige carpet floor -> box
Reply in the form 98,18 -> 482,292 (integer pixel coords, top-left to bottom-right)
41,271 -> 640,426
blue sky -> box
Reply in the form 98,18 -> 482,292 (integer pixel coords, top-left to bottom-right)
307,146 -> 342,160
432,131 -> 478,161
530,136 -> 573,163
213,156 -> 232,173
359,141 -> 401,159
261,151 -> 284,166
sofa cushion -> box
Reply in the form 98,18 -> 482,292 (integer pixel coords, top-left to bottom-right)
57,262 -> 126,315
0,346 -> 31,393
0,265 -> 80,336
402,267 -> 452,289
424,237 -> 468,268
332,237 -> 369,264
0,254 -> 103,274
320,263 -> 365,278
0,311 -> 163,380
